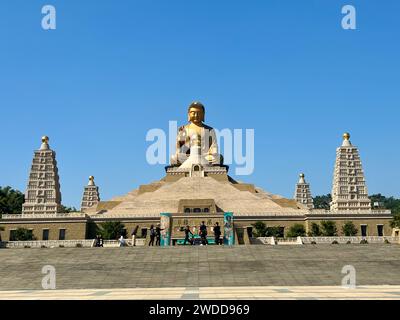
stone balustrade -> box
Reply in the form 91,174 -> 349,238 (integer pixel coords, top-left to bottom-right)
308,209 -> 391,215
0,238 -> 147,248
301,236 -> 398,244
1,213 -> 87,219
257,236 -> 399,245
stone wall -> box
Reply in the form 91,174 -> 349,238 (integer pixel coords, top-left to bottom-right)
0,221 -> 87,241
305,217 -> 392,236
0,215 -> 393,241
233,217 -> 392,237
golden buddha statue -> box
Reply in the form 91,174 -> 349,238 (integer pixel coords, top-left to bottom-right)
171,102 -> 222,167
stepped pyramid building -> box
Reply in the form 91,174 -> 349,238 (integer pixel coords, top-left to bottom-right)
330,133 -> 371,211
0,104 -> 394,242
81,176 -> 100,212
294,173 -> 314,209
21,136 -> 62,215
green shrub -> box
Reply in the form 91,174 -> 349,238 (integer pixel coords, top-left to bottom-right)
308,223 -> 322,237
360,239 -> 368,244
286,224 -> 306,237
311,241 -> 317,245
97,221 -> 126,240
13,228 -> 35,241
346,241 -> 352,244
320,221 -> 338,236
332,240 -> 339,244
384,239 -> 390,244
76,243 -> 83,248
342,221 -> 358,236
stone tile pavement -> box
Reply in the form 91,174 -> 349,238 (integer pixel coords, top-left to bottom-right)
0,286 -> 400,300
0,245 -> 399,292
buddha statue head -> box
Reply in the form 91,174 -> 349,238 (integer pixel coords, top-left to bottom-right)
187,101 -> 205,125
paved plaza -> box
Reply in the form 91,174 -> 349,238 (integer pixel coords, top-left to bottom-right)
1,286 -> 400,300
0,245 -> 399,294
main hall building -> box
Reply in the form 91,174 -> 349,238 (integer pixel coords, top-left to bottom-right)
0,107 -> 393,243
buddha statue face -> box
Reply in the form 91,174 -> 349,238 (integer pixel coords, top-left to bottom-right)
187,102 -> 205,125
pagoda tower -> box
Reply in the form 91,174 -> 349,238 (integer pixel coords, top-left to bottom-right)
22,136 -> 62,215
330,133 -> 371,211
80,176 -> 100,212
294,173 -> 314,209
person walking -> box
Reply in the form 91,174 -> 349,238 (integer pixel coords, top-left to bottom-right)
149,225 -> 156,246
199,221 -> 208,245
99,234 -> 104,247
131,225 -> 139,246
213,222 -> 222,245
183,225 -> 193,245
118,235 -> 126,247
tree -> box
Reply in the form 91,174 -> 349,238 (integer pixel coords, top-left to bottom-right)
313,194 -> 332,210
342,221 -> 358,236
60,205 -> 78,213
0,186 -> 24,216
13,228 -> 35,241
370,194 -> 400,214
308,223 -> 322,236
286,224 -> 306,238
97,221 -> 126,240
252,222 -> 267,237
390,213 -> 400,229
320,220 -> 338,236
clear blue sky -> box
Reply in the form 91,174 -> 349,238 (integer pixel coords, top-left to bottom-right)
1,0 -> 399,208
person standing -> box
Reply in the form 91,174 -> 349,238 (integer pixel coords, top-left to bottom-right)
131,225 -> 139,247
95,235 -> 100,247
155,223 -> 164,246
199,221 -> 208,245
213,222 -> 221,245
149,225 -> 156,246
183,225 -> 193,245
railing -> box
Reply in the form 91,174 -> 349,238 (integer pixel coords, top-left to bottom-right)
308,209 -> 392,215
1,213 -> 87,219
0,238 -> 147,248
301,236 -> 399,244
102,239 -> 146,247
1,240 -> 96,248
257,237 -> 303,245
257,236 -> 399,245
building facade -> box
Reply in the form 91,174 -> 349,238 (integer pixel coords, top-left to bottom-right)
0,124 -> 395,243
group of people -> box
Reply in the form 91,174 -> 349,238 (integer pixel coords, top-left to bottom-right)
184,221 -> 222,246
116,224 -> 163,247
96,221 -> 222,247
148,223 -> 163,246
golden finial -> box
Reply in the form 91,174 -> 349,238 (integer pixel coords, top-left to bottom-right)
299,173 -> 305,178
41,136 -> 49,143
88,176 -> 95,186
343,132 -> 350,140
